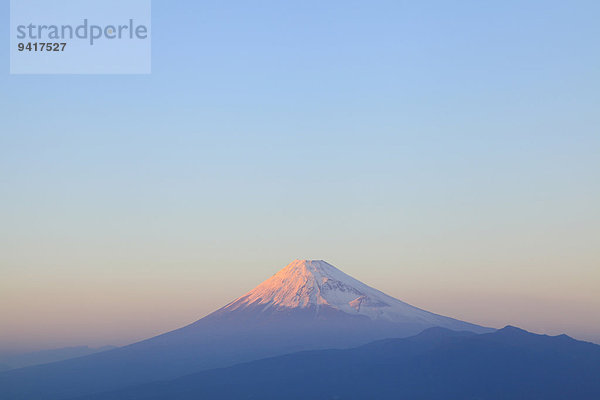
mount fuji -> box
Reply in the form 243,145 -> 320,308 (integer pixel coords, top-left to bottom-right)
0,259 -> 492,400
218,259 -> 487,330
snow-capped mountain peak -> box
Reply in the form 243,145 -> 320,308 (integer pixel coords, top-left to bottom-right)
226,260 -> 368,310
221,259 -> 465,327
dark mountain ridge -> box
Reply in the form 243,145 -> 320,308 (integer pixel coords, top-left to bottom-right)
76,326 -> 600,400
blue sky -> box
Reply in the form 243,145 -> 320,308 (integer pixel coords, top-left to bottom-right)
1,1 -> 599,350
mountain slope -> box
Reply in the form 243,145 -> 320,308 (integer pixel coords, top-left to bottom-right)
0,260 -> 491,400
77,327 -> 600,400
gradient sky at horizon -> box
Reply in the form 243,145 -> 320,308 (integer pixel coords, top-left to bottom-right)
1,0 -> 599,352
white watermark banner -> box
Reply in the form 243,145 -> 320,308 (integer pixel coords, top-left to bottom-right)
10,0 -> 151,74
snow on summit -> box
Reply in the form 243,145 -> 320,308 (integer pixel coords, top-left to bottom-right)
223,259 -> 467,326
